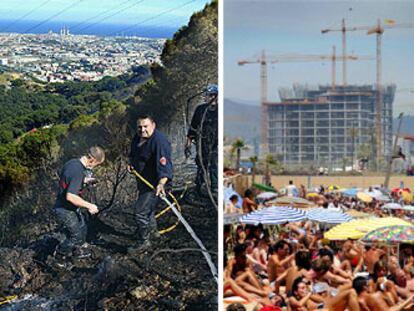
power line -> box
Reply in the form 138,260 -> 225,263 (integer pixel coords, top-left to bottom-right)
0,0 -> 52,32
138,0 -> 203,33
76,0 -> 146,34
137,15 -> 192,38
118,0 -> 208,38
70,0 -> 135,31
23,0 -> 85,34
109,0 -> 197,37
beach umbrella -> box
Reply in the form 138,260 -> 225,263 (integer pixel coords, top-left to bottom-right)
253,183 -> 277,193
382,203 -> 403,210
240,206 -> 307,225
391,187 -> 410,193
345,210 -> 370,218
341,188 -> 360,198
328,185 -> 341,192
273,196 -> 314,207
324,217 -> 412,240
357,192 -> 373,203
223,212 -> 245,225
361,225 -> 414,244
402,191 -> 413,203
375,194 -> 391,202
403,205 -> 414,212
256,192 -> 278,200
223,186 -> 243,208
306,208 -> 353,224
364,189 -> 383,199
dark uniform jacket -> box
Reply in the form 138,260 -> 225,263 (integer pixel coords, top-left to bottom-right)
129,129 -> 173,192
55,159 -> 87,211
187,103 -> 218,153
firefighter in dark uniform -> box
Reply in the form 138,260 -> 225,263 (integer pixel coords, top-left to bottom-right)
128,115 -> 173,250
186,84 -> 218,196
54,146 -> 105,260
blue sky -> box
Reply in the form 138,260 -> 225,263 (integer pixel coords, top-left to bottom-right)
224,0 -> 414,116
0,0 -> 209,34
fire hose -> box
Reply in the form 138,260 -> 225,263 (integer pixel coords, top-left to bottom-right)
130,168 -> 218,282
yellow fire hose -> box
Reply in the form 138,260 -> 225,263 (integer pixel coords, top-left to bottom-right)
131,169 -> 218,281
131,169 -> 182,235
0,295 -> 17,305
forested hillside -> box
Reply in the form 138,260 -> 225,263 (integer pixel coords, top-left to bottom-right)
0,67 -> 150,144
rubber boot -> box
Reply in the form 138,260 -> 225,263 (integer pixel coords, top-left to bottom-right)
148,217 -> 161,240
128,226 -> 152,254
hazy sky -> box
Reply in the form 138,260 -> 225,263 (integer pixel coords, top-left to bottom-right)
224,0 -> 414,116
0,0 -> 209,31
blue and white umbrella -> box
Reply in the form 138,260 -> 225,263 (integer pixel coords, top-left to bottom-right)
403,205 -> 414,212
341,188 -> 360,198
364,189 -> 391,202
240,206 -> 307,225
256,192 -> 278,200
306,208 -> 353,224
224,213 -> 246,225
382,203 -> 403,210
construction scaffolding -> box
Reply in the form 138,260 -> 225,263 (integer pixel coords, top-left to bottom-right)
267,84 -> 396,170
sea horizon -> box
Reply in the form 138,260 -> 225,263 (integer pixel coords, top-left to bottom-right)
0,19 -> 179,38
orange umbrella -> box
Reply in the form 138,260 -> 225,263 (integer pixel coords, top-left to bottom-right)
357,192 -> 373,203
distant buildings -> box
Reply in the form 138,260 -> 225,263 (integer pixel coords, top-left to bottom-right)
0,32 -> 164,82
266,84 -> 396,170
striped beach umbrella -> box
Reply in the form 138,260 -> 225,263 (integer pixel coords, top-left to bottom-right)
240,206 -> 307,225
306,208 -> 353,224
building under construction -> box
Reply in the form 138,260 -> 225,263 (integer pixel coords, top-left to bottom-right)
267,84 -> 396,169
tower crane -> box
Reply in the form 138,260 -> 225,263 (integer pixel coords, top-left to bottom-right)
238,48 -> 372,154
322,19 -> 414,168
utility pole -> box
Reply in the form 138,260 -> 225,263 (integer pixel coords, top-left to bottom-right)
384,113 -> 404,189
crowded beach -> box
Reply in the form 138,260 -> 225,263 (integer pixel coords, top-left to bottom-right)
223,177 -> 414,311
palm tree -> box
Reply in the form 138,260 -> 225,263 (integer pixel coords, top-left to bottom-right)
232,138 -> 246,170
262,154 -> 280,186
249,155 -> 258,185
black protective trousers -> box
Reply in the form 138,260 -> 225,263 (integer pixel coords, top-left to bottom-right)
55,208 -> 87,255
133,190 -> 160,240
195,150 -> 218,192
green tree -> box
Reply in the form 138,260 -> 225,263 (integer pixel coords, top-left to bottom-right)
231,138 -> 246,170
261,154 -> 283,186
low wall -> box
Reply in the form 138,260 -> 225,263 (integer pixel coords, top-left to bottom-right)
229,175 -> 414,195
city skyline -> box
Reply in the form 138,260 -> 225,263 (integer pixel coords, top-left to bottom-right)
224,0 -> 414,117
